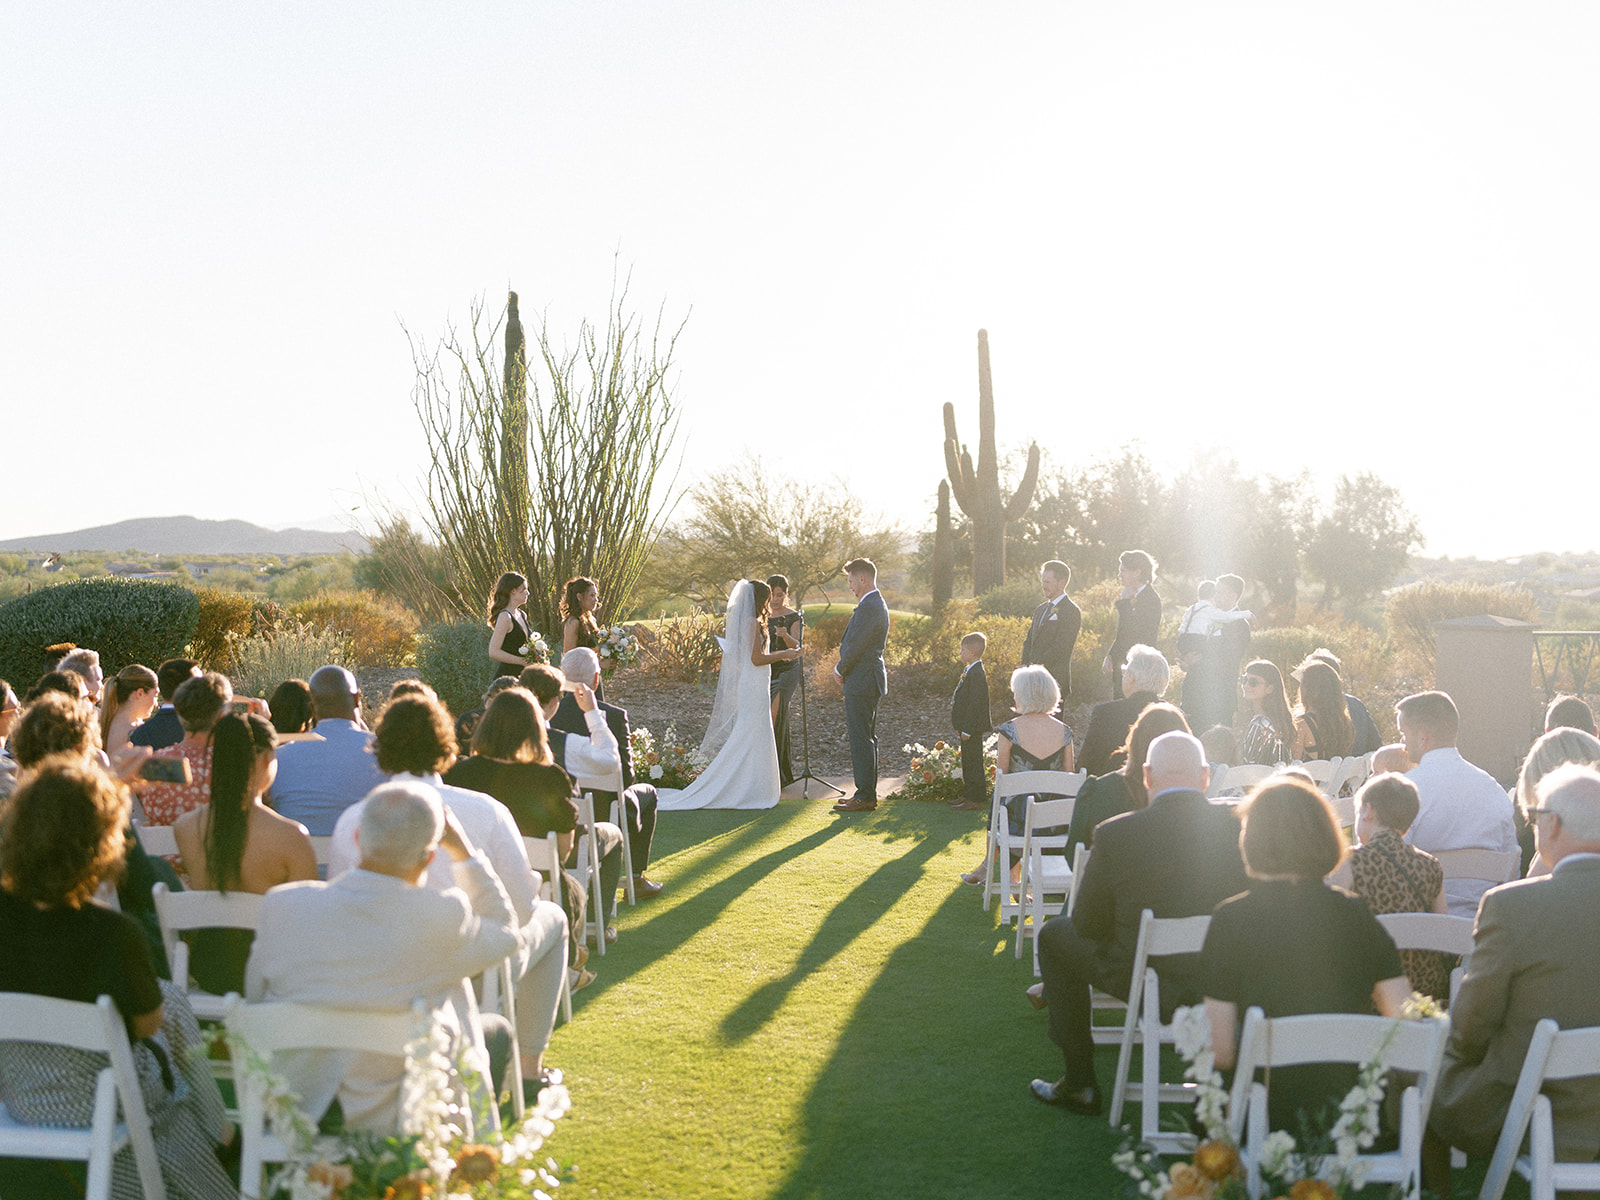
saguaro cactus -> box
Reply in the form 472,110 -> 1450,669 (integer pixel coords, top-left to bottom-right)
943,329 -> 1040,595
932,479 -> 955,612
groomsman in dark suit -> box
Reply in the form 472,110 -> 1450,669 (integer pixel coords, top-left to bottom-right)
1020,560 -> 1082,698
1103,550 -> 1162,699
833,558 -> 890,813
950,632 -> 993,812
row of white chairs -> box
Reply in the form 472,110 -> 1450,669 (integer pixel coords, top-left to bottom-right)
1207,752 -> 1372,803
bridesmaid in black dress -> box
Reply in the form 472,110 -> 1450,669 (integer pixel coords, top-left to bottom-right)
561,575 -> 605,701
488,572 -> 535,679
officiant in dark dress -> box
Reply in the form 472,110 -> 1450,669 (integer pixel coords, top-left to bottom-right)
766,575 -> 803,787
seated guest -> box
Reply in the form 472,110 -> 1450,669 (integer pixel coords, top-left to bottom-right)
1202,777 -> 1409,1132
455,675 -> 522,748
130,658 -> 201,750
247,782 -> 522,1134
1066,702 -> 1191,858
1371,743 -> 1412,776
0,757 -> 236,1199
24,669 -> 87,703
173,714 -> 318,993
445,687 -> 594,988
1545,693 -> 1597,737
961,665 -> 1074,887
1077,645 -> 1170,778
1029,732 -> 1250,1113
519,663 -> 628,941
550,647 -> 664,898
267,678 -> 315,737
56,646 -> 104,704
1326,773 -> 1452,1001
139,672 -> 233,827
328,695 -> 567,1086
0,679 -> 16,797
386,679 -> 436,703
1291,660 -> 1355,761
1425,764 -> 1600,1191
99,663 -> 160,754
1515,725 -> 1600,878
1396,690 -> 1519,917
267,665 -> 386,835
1238,660 -> 1293,766
1198,724 -> 1237,772
1296,649 -> 1382,756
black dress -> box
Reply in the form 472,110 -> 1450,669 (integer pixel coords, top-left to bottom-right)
768,612 -> 802,785
491,610 -> 533,679
1064,772 -> 1136,858
996,719 -> 1073,853
1199,880 -> 1404,1131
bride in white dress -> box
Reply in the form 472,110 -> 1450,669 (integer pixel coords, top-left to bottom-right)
658,579 -> 801,811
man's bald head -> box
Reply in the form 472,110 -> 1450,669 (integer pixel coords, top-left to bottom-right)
1143,730 -> 1209,796
308,665 -> 360,721
561,647 -> 601,688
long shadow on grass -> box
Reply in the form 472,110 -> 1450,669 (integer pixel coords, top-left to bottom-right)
651,801 -> 813,896
766,883 -> 1126,1200
718,834 -> 945,1045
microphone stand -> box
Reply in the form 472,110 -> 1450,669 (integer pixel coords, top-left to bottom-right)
788,612 -> 842,800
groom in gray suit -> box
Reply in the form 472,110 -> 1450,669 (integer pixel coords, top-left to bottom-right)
833,558 -> 890,813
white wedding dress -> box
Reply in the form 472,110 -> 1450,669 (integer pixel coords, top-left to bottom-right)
657,581 -> 782,811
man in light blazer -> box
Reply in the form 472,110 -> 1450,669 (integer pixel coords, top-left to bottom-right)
1020,560 -> 1082,699
1424,763 -> 1600,1189
833,558 -> 890,813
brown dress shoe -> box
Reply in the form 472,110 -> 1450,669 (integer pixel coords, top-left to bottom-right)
633,876 -> 665,898
833,795 -> 878,813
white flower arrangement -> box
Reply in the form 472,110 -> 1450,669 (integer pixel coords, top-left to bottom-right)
597,624 -> 639,673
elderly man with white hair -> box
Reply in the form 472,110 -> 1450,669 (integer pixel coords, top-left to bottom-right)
1029,730 -> 1250,1114
549,646 -> 663,901
1076,644 -> 1171,778
246,781 -> 523,1134
1423,763 -> 1600,1190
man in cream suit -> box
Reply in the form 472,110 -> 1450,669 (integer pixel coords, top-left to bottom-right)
1425,763 -> 1600,1189
246,782 -> 522,1133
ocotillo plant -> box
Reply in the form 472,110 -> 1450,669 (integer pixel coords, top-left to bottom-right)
500,291 -> 532,569
943,329 -> 1039,595
932,479 -> 955,612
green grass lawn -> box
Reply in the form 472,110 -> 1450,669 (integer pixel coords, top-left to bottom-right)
543,792 -> 1518,1200
546,794 -> 1128,1199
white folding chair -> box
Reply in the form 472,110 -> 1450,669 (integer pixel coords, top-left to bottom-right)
1480,1018 -> 1600,1200
576,769 -> 633,906
475,952 -> 524,1120
1293,758 -> 1338,790
1107,909 -> 1213,1151
1328,793 -> 1356,830
1065,843 -> 1090,918
1226,1007 -> 1450,1200
983,770 -> 1085,922
523,834 -> 575,1024
151,882 -> 263,1021
1015,796 -> 1077,968
0,992 -> 166,1200
1376,911 -> 1475,1005
572,792 -> 609,957
1326,754 -> 1366,798
1435,847 -> 1522,887
1213,763 -> 1276,795
133,822 -> 180,859
225,995 -> 426,1200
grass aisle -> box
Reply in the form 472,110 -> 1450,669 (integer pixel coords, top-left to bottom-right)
546,793 -> 1128,1199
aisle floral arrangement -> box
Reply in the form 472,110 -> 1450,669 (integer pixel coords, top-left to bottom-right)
226,1016 -> 573,1200
629,724 -> 709,789
597,625 -> 640,676
1113,1000 -> 1438,1200
896,735 -> 998,803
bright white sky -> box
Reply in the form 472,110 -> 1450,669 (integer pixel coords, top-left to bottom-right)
4,1 -> 1597,559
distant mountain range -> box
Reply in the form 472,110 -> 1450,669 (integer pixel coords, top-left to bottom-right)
0,516 -> 370,556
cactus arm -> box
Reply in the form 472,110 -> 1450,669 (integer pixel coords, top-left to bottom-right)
1005,443 -> 1042,521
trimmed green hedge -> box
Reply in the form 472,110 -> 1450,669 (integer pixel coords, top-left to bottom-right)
416,619 -> 496,718
0,578 -> 199,685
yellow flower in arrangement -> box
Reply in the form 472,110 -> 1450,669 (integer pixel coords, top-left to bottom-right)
1192,1138 -> 1240,1181
934,740 -> 947,750
382,1173 -> 431,1200
1166,1161 -> 1216,1200
646,751 -> 661,766
307,1161 -> 354,1192
895,736 -> 999,803
1288,1180 -> 1339,1200
921,769 -> 936,784
450,1144 -> 501,1184
909,758 -> 923,770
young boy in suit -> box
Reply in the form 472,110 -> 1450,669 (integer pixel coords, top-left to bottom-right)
951,632 -> 993,812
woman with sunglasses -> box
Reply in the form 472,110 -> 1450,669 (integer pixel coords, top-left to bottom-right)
1238,660 -> 1293,766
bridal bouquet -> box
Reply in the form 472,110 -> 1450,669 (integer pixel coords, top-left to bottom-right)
896,735 -> 997,803
597,625 -> 640,676
630,724 -> 709,789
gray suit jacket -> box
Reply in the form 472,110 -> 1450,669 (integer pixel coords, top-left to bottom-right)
1432,856 -> 1600,1160
838,589 -> 889,697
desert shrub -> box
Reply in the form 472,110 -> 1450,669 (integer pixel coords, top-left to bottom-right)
0,578 -> 198,685
640,611 -> 723,683
192,587 -> 283,670
416,619 -> 495,718
1386,581 -> 1539,678
228,618 -> 352,700
267,557 -> 358,603
803,609 -> 853,653
974,577 -> 1044,619
884,614 -> 936,667
289,590 -> 418,669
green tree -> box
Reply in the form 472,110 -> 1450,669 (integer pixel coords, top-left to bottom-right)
402,282 -> 683,634
651,455 -> 902,606
1304,472 -> 1424,605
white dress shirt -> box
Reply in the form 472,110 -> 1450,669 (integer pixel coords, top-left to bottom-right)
1405,746 -> 1519,917
557,707 -> 622,779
